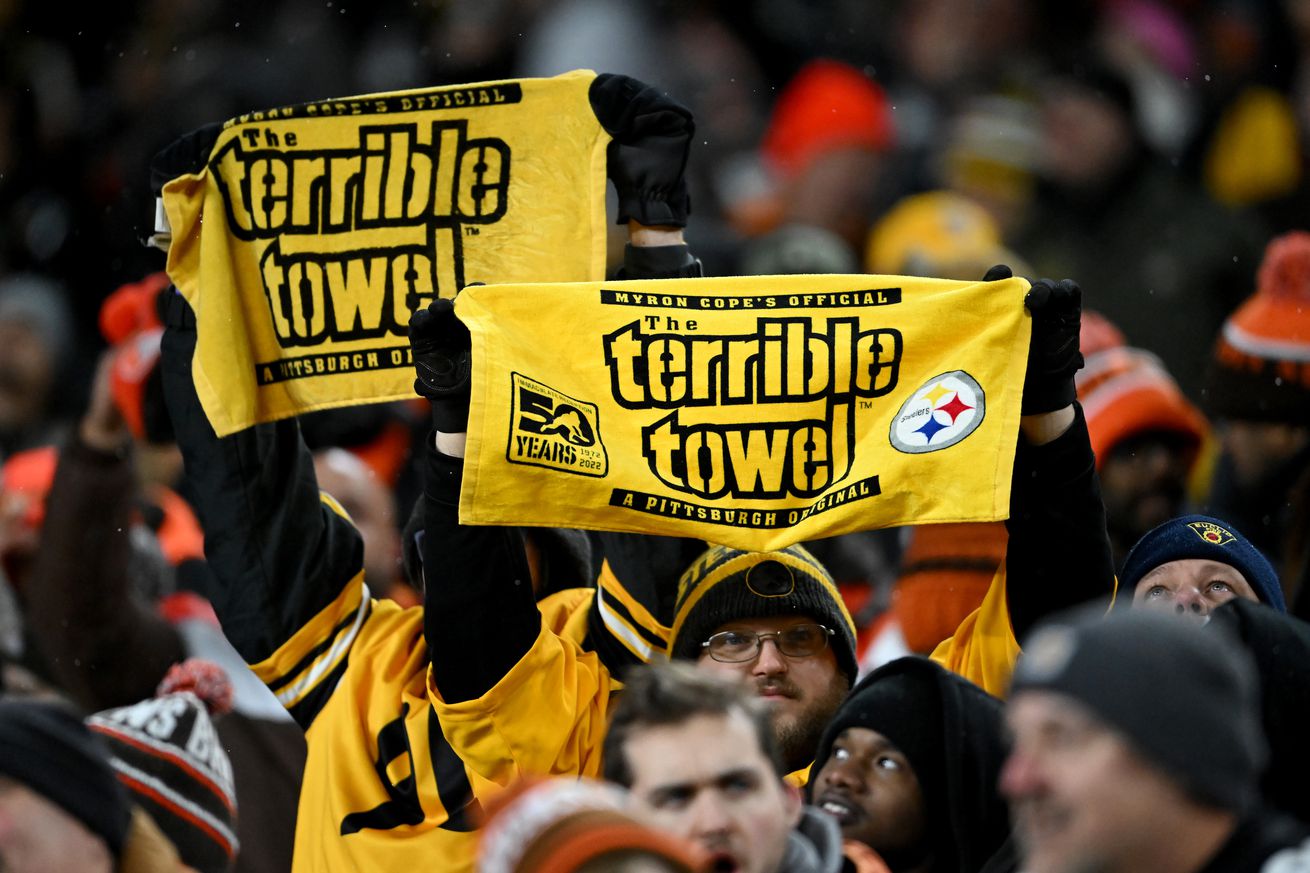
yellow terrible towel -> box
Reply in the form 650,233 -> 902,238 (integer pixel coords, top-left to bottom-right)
457,273 -> 1032,552
161,70 -> 608,436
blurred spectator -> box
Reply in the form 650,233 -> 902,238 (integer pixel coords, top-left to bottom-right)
1093,0 -> 1202,158
1076,330 -> 1208,570
13,347 -> 303,873
736,58 -> 893,271
97,271 -> 184,491
1203,85 -> 1301,210
1184,0 -> 1306,231
1004,608 -> 1309,873
877,0 -> 1045,214
0,273 -> 74,458
298,402 -> 416,489
1210,598 -> 1310,826
516,0 -> 664,88
1202,230 -> 1310,613
738,224 -> 859,276
882,522 -> 1007,662
0,697 -> 190,871
935,95 -> 1042,240
1,440 -> 182,700
865,190 -> 1027,279
478,776 -> 709,873
312,448 -> 408,605
1011,58 -> 1268,399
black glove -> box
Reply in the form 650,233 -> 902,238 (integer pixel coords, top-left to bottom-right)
408,298 -> 472,433
589,73 -> 694,228
616,243 -> 703,280
150,122 -> 222,196
1022,277 -> 1083,414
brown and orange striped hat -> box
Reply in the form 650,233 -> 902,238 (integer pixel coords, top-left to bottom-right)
1207,231 -> 1310,424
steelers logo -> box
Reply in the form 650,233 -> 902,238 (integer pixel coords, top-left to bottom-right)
1188,521 -> 1235,547
1015,625 -> 1077,682
889,370 -> 986,454
746,561 -> 796,598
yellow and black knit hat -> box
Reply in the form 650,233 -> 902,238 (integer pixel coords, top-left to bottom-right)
668,544 -> 858,685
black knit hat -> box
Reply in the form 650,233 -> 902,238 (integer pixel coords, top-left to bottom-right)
1011,607 -> 1266,812
0,699 -> 133,858
812,660 -> 947,828
1119,514 -> 1284,611
668,544 -> 858,685
809,657 -> 1010,873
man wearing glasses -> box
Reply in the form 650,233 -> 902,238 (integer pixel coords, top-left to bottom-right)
665,544 -> 859,780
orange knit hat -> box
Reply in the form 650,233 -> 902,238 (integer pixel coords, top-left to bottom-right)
1207,230 -> 1310,423
478,778 -> 709,873
1077,345 -> 1208,470
893,521 -> 1007,655
1079,309 -> 1128,357
761,59 -> 893,180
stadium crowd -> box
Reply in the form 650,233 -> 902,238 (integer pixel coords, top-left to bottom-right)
1,1 -> 1308,871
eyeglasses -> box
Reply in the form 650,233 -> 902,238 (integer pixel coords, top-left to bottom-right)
701,624 -> 835,663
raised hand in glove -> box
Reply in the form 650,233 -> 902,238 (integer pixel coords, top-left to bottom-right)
589,73 -> 694,228
1024,277 -> 1083,414
408,298 -> 472,433
982,265 -> 1083,415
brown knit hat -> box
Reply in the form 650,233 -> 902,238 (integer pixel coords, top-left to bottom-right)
1206,230 -> 1310,424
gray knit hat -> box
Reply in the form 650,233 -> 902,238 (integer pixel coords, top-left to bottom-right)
0,273 -> 73,365
1011,607 -> 1266,812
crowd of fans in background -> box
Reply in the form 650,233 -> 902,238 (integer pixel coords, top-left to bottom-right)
1,0 -> 1309,871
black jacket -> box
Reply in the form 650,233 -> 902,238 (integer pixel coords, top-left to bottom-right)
809,657 -> 1013,873
1210,601 -> 1310,827
1195,814 -> 1309,873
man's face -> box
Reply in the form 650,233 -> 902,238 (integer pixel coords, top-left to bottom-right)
0,779 -> 114,873
624,710 -> 801,873
0,321 -> 54,435
1131,559 -> 1259,621
1039,84 -> 1135,190
696,615 -> 848,773
810,727 -> 927,855
312,449 -> 401,592
1099,433 -> 1191,552
1220,420 -> 1309,487
1000,693 -> 1194,873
